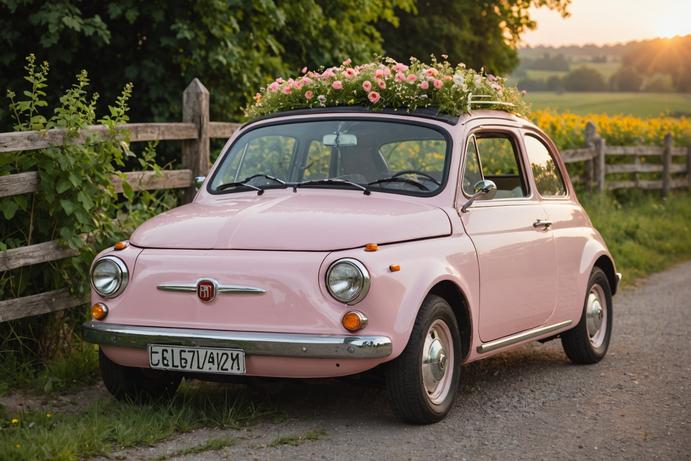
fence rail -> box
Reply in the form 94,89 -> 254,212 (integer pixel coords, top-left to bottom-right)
1,83 -> 690,323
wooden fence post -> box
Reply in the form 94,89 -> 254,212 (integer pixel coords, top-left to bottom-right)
662,133 -> 672,197
595,137 -> 606,192
181,78 -> 210,202
584,121 -> 596,191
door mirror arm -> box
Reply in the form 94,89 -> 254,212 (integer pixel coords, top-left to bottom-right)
461,180 -> 497,213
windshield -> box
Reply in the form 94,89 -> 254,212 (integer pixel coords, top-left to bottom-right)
209,119 -> 450,196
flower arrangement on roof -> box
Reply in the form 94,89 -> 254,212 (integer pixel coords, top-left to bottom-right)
245,57 -> 526,120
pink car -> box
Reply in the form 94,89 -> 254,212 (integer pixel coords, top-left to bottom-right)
83,108 -> 620,424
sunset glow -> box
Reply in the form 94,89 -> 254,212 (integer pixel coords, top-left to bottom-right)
523,0 -> 691,46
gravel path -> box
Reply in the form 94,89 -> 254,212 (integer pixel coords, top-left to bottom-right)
102,261 -> 691,461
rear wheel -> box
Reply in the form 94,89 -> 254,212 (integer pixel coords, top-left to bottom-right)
561,268 -> 613,364
99,348 -> 181,402
386,295 -> 462,424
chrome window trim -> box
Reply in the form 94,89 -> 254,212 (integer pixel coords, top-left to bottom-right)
82,322 -> 392,359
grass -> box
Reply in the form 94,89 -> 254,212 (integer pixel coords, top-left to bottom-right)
149,436 -> 237,461
581,189 -> 691,283
0,382 -> 274,461
525,92 -> 691,117
268,429 -> 328,447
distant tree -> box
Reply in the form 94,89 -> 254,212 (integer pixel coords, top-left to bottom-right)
546,75 -> 564,91
517,78 -> 548,91
0,0 -> 414,127
532,53 -> 570,71
562,67 -> 607,91
609,66 -> 643,91
643,75 -> 675,93
622,35 -> 691,92
378,0 -> 571,76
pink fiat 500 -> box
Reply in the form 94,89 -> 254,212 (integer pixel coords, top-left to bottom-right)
83,108 -> 620,424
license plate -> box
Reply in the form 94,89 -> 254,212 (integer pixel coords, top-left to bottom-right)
148,345 -> 245,375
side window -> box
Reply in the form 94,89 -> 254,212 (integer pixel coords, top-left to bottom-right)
524,135 -> 567,197
462,136 -> 483,195
475,134 -> 528,198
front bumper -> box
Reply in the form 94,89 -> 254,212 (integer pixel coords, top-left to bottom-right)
82,322 -> 392,359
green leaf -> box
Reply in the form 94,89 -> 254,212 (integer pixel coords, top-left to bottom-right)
121,181 -> 134,201
60,199 -> 75,216
1,200 -> 19,220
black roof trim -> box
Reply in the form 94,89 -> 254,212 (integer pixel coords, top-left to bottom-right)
244,106 -> 460,126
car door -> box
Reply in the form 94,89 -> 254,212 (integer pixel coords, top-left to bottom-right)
457,126 -> 558,342
522,130 -> 585,319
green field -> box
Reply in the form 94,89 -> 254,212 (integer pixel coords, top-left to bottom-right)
525,92 -> 691,117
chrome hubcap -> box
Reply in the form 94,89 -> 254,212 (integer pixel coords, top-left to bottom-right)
586,284 -> 607,348
422,320 -> 454,405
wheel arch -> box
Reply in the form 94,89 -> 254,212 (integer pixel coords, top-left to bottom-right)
428,280 -> 473,362
593,254 -> 618,295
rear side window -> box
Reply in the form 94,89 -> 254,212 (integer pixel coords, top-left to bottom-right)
524,135 -> 567,197
474,134 -> 528,198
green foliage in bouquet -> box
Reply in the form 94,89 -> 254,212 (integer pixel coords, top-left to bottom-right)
245,57 -> 527,119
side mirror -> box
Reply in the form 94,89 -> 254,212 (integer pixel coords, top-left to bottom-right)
194,176 -> 206,190
460,179 -> 497,213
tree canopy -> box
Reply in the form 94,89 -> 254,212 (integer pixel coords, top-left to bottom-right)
379,0 -> 570,76
0,0 -> 568,127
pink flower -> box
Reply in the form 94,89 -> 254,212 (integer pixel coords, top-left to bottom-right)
268,82 -> 280,92
301,76 -> 313,85
332,80 -> 343,90
375,69 -> 386,79
343,58 -> 352,66
254,92 -> 262,102
368,91 -> 381,103
395,72 -> 405,82
394,62 -> 409,72
321,68 -> 336,79
276,78 -> 285,84
425,68 -> 438,77
377,79 -> 386,89
294,81 -> 303,90
304,90 -> 314,100
443,75 -> 452,81
433,79 -> 443,90
301,67 -> 308,74
362,80 -> 372,92
419,81 -> 429,90
282,85 -> 292,94
344,68 -> 356,78
407,74 -> 417,83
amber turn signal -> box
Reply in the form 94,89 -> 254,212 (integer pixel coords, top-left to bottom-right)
389,264 -> 401,272
91,303 -> 108,321
364,243 -> 379,252
342,311 -> 368,332
114,241 -> 129,251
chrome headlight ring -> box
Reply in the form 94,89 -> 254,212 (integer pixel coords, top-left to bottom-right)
326,258 -> 371,305
90,255 -> 129,298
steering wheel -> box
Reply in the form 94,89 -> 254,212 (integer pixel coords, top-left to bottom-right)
392,170 -> 441,186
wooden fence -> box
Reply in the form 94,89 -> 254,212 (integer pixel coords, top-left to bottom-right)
560,121 -> 691,194
0,82 -> 689,323
0,79 -> 239,322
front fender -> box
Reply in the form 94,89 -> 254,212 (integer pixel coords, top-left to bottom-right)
321,235 -> 479,360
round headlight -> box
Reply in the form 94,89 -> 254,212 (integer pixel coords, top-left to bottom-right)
91,256 -> 129,298
326,258 -> 370,305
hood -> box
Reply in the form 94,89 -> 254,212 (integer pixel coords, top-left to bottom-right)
130,191 -> 451,251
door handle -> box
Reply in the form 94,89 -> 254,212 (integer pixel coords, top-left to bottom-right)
533,219 -> 552,230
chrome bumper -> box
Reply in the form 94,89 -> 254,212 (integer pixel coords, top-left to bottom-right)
82,322 -> 392,359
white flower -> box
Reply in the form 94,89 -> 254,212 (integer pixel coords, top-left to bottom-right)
452,73 -> 468,92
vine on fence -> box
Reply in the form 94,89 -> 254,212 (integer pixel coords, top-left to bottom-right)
1,55 -> 176,362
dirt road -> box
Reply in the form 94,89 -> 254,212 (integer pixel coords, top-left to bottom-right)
103,261 -> 691,460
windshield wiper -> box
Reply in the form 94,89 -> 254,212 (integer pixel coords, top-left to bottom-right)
367,176 -> 430,191
216,174 -> 287,195
292,178 -> 371,195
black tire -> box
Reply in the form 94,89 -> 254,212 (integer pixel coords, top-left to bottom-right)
561,267 -> 613,364
386,295 -> 462,424
99,348 -> 182,402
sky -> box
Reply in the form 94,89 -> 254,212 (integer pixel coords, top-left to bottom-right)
522,0 -> 691,47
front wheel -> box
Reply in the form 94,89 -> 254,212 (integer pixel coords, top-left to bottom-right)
99,348 -> 182,402
386,295 -> 462,424
561,267 -> 613,364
